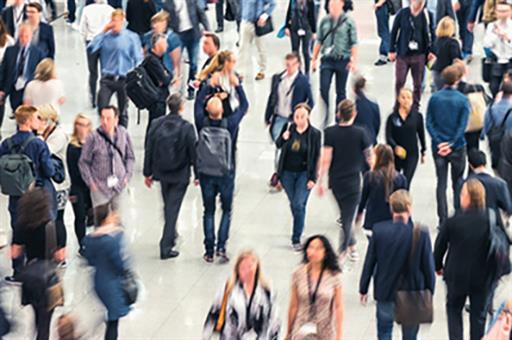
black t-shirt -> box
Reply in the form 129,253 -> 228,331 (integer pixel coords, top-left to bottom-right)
283,128 -> 309,172
13,221 -> 64,261
324,124 -> 371,191
410,12 -> 428,55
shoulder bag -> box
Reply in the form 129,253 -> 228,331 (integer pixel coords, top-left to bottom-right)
255,16 -> 274,37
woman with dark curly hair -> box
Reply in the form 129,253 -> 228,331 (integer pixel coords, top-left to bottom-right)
286,235 -> 343,340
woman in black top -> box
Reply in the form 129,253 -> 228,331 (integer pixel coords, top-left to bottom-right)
284,0 -> 316,74
356,144 -> 408,232
434,179 -> 494,340
431,17 -> 461,91
11,188 -> 64,340
66,113 -> 93,256
276,103 -> 321,250
386,88 -> 426,187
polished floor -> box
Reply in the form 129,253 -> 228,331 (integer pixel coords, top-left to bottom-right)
0,0 -> 511,339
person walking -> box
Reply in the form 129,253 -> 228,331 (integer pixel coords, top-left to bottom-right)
356,144 -> 408,233
353,75 -> 381,147
385,88 -> 426,187
431,16 -> 461,91
23,58 -> 65,109
284,0 -> 316,74
203,250 -> 281,339
311,0 -> 358,128
265,53 -> 314,190
434,179 -> 495,340
373,0 -> 391,66
1,0 -> 26,38
275,103 -> 321,250
286,235 -> 343,340
87,9 -> 142,127
426,65 -> 470,226
389,0 -> 435,109
79,105 -> 135,209
126,0 -> 156,39
360,189 -> 436,340
317,99 -> 372,261
0,18 -> 14,135
25,2 -> 55,59
67,113 -> 93,256
144,94 -> 197,259
83,204 -> 133,340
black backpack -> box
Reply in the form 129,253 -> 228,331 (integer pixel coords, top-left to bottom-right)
152,117 -> 188,173
125,60 -> 160,110
487,106 -> 512,168
196,118 -> 233,177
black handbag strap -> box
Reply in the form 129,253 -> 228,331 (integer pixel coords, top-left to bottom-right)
319,15 -> 348,45
97,128 -> 124,159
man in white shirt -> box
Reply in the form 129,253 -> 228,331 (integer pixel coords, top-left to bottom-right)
79,0 -> 114,108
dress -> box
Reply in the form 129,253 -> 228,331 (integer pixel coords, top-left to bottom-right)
291,264 -> 342,340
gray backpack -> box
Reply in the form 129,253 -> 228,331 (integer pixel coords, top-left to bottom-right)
0,136 -> 37,196
196,119 -> 233,177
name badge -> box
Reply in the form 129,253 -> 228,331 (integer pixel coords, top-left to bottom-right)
107,175 -> 119,188
408,41 -> 419,51
298,29 -> 306,36
298,322 -> 318,336
15,77 -> 26,91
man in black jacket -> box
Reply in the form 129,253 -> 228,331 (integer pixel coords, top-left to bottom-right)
143,33 -> 172,134
1,0 -> 25,37
143,93 -> 197,260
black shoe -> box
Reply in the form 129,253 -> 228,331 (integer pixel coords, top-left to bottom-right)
4,275 -> 20,283
186,89 -> 195,100
374,58 -> 387,66
215,27 -> 224,33
216,250 -> 230,264
203,253 -> 214,263
160,250 -> 180,260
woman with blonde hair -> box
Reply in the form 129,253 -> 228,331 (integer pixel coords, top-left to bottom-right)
431,16 -> 462,91
67,113 -> 93,256
24,58 -> 65,108
203,250 -> 281,339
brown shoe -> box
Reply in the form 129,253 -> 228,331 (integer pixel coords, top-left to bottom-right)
255,72 -> 265,80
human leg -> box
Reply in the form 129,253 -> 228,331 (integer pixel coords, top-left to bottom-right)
395,56 -> 410,100
71,189 -> 87,252
410,54 -> 426,109
105,319 -> 119,340
446,289 -> 466,340
448,148 -> 466,211
333,58 -> 350,108
199,175 -> 217,256
34,305 -> 54,340
433,152 -> 449,225
217,173 -> 235,252
290,171 -> 311,244
375,5 -> 390,58
215,0 -> 224,30
468,289 -> 492,340
376,301 -> 394,340
319,59 -> 335,128
97,78 -> 115,115
254,34 -> 267,74
402,153 -> 419,188
114,79 -> 128,128
159,182 -> 188,254
85,45 -> 99,106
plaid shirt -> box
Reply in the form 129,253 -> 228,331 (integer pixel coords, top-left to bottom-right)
78,126 -> 135,200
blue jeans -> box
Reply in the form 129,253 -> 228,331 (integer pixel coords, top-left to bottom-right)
280,171 -> 311,244
67,0 -> 76,22
178,29 -> 200,90
456,1 -> 474,56
377,301 -> 419,340
199,172 -> 235,255
375,5 -> 390,56
320,57 -> 350,128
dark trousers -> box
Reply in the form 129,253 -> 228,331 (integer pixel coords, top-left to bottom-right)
67,0 -> 76,22
446,288 -> 491,340
44,0 -> 57,19
489,63 -> 509,98
320,57 -> 350,128
199,172 -> 235,255
85,41 -> 100,106
9,88 -> 24,113
433,148 -> 466,225
377,301 -> 419,340
105,319 -> 119,340
215,0 -> 224,29
0,101 -> 5,130
97,77 -> 128,128
395,153 -> 419,189
177,30 -> 200,91
280,170 -> 312,244
8,196 -> 24,274
56,209 -> 67,249
395,54 -> 426,110
146,98 -> 167,135
332,188 -> 360,253
464,130 -> 481,151
290,30 -> 312,75
33,305 -> 54,340
70,187 -> 92,251
159,181 -> 188,253
456,1 -> 474,56
375,5 -> 390,56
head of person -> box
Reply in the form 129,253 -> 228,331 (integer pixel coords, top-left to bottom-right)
202,32 -> 220,57
468,149 -> 487,171
14,0 -> 24,6
496,1 -> 512,21
441,64 -> 462,87
302,235 -> 341,272
15,105 -> 40,131
336,99 -> 356,123
328,0 -> 344,17
26,3 -> 43,24
285,52 -> 300,76
111,10 -> 125,34
452,59 -> 467,79
410,0 -> 426,13
17,188 -> 51,230
18,24 -> 33,47
36,104 -> 59,135
372,144 -> 396,200
94,203 -> 119,227
353,75 -> 366,97
460,179 -> 486,211
100,105 -> 119,134
229,250 -> 269,289
293,103 -> 311,130
70,113 -> 92,146
217,50 -> 236,73
436,16 -> 456,39
34,58 -> 57,82
397,88 -> 413,112
167,93 -> 184,115
389,189 -> 412,222
151,33 -> 168,57
501,79 -> 512,98
0,18 -> 9,48
151,11 -> 169,34
206,96 -> 224,119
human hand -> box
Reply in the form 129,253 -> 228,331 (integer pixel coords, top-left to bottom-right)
103,21 -> 114,33
360,294 -> 368,305
144,176 -> 153,189
355,213 -> 364,226
317,184 -> 325,197
388,52 -> 396,62
427,52 -> 436,62
0,91 -> 5,98
285,28 -> 290,37
210,72 -> 220,87
467,22 -> 475,32
312,59 -> 318,72
194,179 -> 200,187
307,180 -> 315,190
436,269 -> 444,276
453,1 -> 460,12
192,79 -> 201,88
394,146 -> 407,159
347,61 -> 357,72
282,130 -> 290,141
257,16 -> 267,27
90,183 -> 98,192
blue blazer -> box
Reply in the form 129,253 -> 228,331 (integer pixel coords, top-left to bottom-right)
0,43 -> 44,94
354,94 -> 381,145
1,5 -> 25,37
359,220 -> 436,302
35,23 -> 55,59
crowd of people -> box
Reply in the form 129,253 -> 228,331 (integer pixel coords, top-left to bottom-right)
0,0 -> 511,339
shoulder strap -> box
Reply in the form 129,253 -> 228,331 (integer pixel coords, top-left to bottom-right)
96,128 -> 124,159
6,135 -> 36,154
408,224 -> 421,268
20,135 -> 36,153
501,108 -> 512,128
45,221 -> 57,260
319,15 -> 348,45
215,281 -> 232,332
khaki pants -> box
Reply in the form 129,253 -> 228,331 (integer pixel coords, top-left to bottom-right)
90,189 -> 122,211
239,21 -> 267,75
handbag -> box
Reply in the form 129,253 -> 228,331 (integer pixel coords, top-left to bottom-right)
395,225 -> 433,326
121,269 -> 139,305
466,85 -> 487,132
482,57 -> 493,83
255,16 -> 274,37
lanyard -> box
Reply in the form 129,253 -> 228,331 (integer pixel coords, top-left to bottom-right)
245,281 -> 258,330
306,267 -> 324,316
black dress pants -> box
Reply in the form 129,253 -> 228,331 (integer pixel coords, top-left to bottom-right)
33,305 -> 54,340
160,182 -> 188,253
446,287 -> 491,340
105,319 -> 119,340
395,153 -> 419,188
71,187 -> 92,251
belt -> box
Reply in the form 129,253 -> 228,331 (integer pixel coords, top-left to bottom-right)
103,75 -> 126,81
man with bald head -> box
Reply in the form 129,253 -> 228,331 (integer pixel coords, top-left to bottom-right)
195,79 -> 249,264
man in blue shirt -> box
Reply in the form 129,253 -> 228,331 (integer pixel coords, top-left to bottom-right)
88,9 -> 142,128
426,65 -> 470,226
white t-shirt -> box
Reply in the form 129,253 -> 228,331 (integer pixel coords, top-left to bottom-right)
175,0 -> 193,32
24,79 -> 64,108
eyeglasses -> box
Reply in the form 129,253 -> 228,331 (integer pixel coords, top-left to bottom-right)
75,122 -> 90,127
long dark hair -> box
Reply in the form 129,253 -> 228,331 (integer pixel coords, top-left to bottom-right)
371,144 -> 396,201
302,235 -> 341,273
16,188 -> 51,230
0,18 -> 8,47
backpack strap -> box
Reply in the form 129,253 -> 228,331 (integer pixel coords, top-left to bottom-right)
501,108 -> 512,128
220,118 -> 228,129
7,135 -> 36,155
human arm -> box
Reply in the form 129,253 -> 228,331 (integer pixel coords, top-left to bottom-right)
385,114 -> 398,149
388,10 -> 402,57
417,113 -> 427,156
334,281 -> 344,340
228,85 -> 249,128
259,0 -> 276,22
275,122 -> 291,148
47,25 -> 55,59
309,129 -> 322,183
433,220 -> 449,273
305,79 -> 314,109
108,234 -> 127,276
308,0 -> 316,33
142,121 -> 157,179
311,42 -> 321,72
421,229 -> 437,293
316,146 -> 332,196
194,84 -> 209,133
78,9 -> 88,40
357,172 -> 371,216
348,19 -> 358,70
168,33 -> 182,82
359,236 -> 377,297
39,143 -> 56,178
122,132 -> 136,185
426,98 -> 441,147
481,107 -> 492,138
86,31 -> 106,55
284,0 -> 292,29
497,180 -> 512,214
131,33 -> 143,67
78,135 -> 97,191
374,0 -> 386,9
